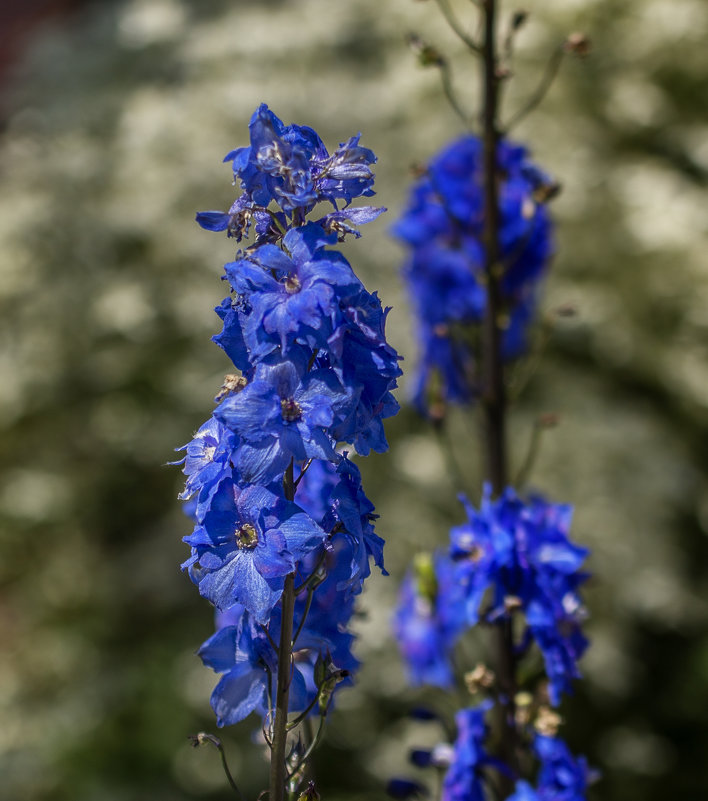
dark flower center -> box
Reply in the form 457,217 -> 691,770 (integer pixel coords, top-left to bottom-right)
235,523 -> 258,549
284,274 -> 301,294
281,397 -> 302,422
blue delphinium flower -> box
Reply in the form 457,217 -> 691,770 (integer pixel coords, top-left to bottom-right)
393,552 -> 466,688
224,224 -> 362,357
505,735 -> 594,801
198,604 -> 313,726
178,106 -> 400,735
449,486 -> 589,705
196,104 -> 384,242
295,455 -> 387,595
215,359 -> 347,484
183,482 -> 327,623
392,135 -> 554,416
173,416 -> 238,521
441,701 -> 495,801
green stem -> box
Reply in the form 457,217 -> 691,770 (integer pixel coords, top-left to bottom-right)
189,734 -> 246,801
292,586 -> 315,647
286,707 -> 329,781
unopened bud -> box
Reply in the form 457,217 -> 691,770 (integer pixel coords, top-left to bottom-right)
564,32 -> 591,57
514,691 -> 533,727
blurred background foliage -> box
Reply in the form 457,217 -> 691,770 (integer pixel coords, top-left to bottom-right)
0,0 -> 707,798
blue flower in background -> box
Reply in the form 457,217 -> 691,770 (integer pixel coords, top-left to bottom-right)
450,486 -> 589,705
441,701 -> 495,801
394,552 -> 466,688
533,734 -> 594,801
393,135 -> 554,415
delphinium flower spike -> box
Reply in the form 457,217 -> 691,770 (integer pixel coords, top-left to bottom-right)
392,4 -> 595,801
175,104 -> 401,801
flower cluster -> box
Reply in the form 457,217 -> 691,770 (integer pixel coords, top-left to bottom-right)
392,703 -> 594,801
396,487 -> 589,705
176,105 -> 401,728
393,486 -> 592,799
392,136 -> 555,415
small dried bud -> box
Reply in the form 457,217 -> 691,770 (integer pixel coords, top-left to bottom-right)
536,680 -> 551,706
534,706 -> 563,736
297,781 -> 321,801
504,595 -> 523,613
533,181 -> 562,204
406,33 -> 445,67
188,732 -> 220,748
537,412 -> 559,429
496,65 -> 513,81
464,663 -> 496,693
410,162 -> 428,179
511,10 -> 528,30
554,302 -> 577,318
215,373 -> 248,402
564,32 -> 591,57
429,400 -> 447,425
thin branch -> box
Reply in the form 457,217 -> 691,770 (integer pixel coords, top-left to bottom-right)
435,0 -> 482,53
439,59 -> 473,127
293,459 -> 314,490
503,45 -> 565,132
260,624 -> 279,653
433,419 -> 469,496
286,689 -> 321,732
292,586 -> 315,647
286,706 -> 329,781
293,548 -> 327,594
188,734 -> 246,801
513,414 -> 559,489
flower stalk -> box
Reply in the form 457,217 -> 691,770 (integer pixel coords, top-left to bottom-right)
480,0 -> 518,790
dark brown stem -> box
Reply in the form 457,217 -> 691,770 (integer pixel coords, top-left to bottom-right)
481,0 -> 506,494
480,0 -> 517,793
269,461 -> 297,801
